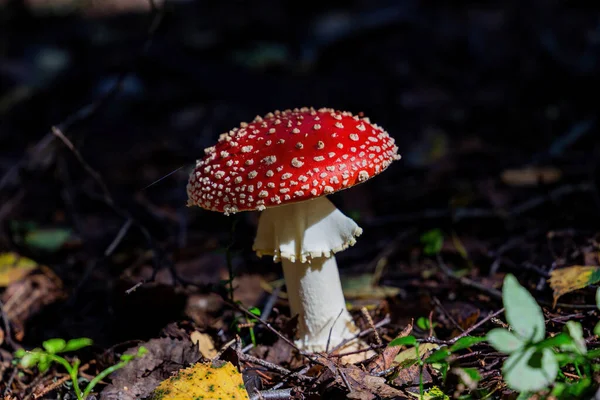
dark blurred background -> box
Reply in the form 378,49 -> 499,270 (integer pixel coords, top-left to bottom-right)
1,0 -> 600,346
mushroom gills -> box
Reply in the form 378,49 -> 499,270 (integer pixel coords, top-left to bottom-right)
253,196 -> 363,351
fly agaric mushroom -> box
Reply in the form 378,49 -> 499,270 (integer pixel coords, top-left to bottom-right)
187,107 -> 400,352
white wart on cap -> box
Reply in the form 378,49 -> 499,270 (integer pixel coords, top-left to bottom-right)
186,107 -> 400,215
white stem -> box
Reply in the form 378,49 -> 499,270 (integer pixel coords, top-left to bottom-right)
252,196 -> 363,351
282,256 -> 358,351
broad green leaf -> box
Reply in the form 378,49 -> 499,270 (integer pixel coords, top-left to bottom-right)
487,328 -> 524,354
424,348 -> 450,363
565,321 -> 587,354
503,274 -> 545,343
450,336 -> 486,352
389,335 -> 417,347
548,266 -> 600,307
25,228 -> 72,252
43,338 -> 66,354
594,321 -> 600,337
503,347 -> 558,393
537,332 -> 572,349
420,229 -> 443,256
596,287 -> 600,310
63,338 -> 93,352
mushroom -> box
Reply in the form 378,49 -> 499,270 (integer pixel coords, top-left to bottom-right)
187,107 -> 400,352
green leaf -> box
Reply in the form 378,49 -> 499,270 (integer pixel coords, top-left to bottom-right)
503,274 -> 545,343
248,307 -> 261,317
63,338 -> 93,353
24,228 -> 72,252
565,321 -> 587,354
43,338 -> 66,354
503,347 -> 558,393
389,335 -> 418,347
417,317 -> 430,330
594,321 -> 600,337
420,229 -> 444,256
37,353 -> 51,373
19,352 -> 40,368
586,348 -> 600,359
424,348 -> 451,363
487,328 -> 525,354
450,336 -> 486,352
597,287 -> 600,310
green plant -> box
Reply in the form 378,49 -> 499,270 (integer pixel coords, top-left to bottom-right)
15,338 -> 147,400
487,274 -> 600,397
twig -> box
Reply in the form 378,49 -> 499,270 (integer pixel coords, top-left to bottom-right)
51,127 -> 113,206
338,369 -> 353,393
448,309 -> 504,344
325,309 -> 345,353
0,300 -> 18,350
436,254 -> 597,310
250,388 -> 293,400
329,315 -> 391,353
241,354 -> 313,383
432,297 -> 463,333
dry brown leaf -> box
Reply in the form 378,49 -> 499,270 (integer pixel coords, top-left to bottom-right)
501,166 -> 562,186
100,338 -> 201,400
367,321 -> 413,373
548,265 -> 600,307
341,365 -> 405,399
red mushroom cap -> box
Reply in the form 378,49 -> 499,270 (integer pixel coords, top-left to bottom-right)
187,107 -> 401,214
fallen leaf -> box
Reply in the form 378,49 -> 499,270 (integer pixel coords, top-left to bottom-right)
501,166 -> 562,186
391,363 -> 433,387
190,331 -> 218,359
394,343 -> 439,364
1,267 -> 65,339
367,322 -> 413,373
341,274 -> 402,300
548,265 -> 600,306
101,338 -> 202,400
24,228 -> 72,252
341,365 -> 405,400
151,360 -> 250,400
0,253 -> 38,287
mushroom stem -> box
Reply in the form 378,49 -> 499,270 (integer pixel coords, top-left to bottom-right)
253,196 -> 363,351
281,255 -> 358,351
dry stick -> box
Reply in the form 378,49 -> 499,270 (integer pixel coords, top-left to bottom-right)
31,375 -> 70,399
241,354 -> 313,383
0,300 -> 18,350
225,299 -> 321,365
447,308 -> 505,345
338,369 -> 353,393
432,296 -> 464,333
250,388 -> 293,400
328,315 -> 391,354
436,254 -> 597,310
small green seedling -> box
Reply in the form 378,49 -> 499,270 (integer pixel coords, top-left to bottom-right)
420,229 -> 444,256
487,274 -> 600,397
15,338 -> 147,400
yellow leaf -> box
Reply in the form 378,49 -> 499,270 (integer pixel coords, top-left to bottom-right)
548,265 -> 600,307
0,253 -> 38,287
152,361 -> 250,400
190,331 -> 218,359
394,343 -> 439,365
